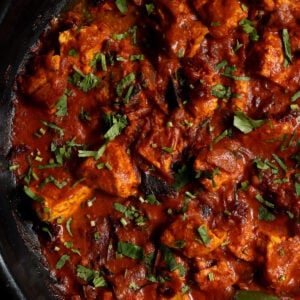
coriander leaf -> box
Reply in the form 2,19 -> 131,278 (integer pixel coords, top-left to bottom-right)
103,114 -> 128,141
80,73 -> 100,92
55,89 -> 71,117
116,73 -> 135,97
69,68 -> 100,92
76,264 -> 106,287
282,29 -> 292,67
258,206 -> 275,221
290,90 -> 300,102
115,0 -> 128,14
68,48 -> 78,56
66,217 -> 73,237
233,111 -> 265,133
197,225 -> 211,245
90,52 -> 107,71
76,264 -> 95,281
41,120 -> 64,137
117,241 -> 145,260
130,54 -> 144,61
211,84 -> 231,99
55,254 -> 70,269
23,186 -> 44,203
239,19 -> 259,42
160,245 -> 178,272
234,290 -> 280,300
145,3 -> 155,15
173,165 -> 191,191
272,153 -> 287,173
255,194 -> 274,208
215,60 -> 228,71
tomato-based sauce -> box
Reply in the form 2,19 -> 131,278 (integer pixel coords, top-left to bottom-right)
11,0 -> 300,299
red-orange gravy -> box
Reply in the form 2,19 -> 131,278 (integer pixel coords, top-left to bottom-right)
11,0 -> 300,299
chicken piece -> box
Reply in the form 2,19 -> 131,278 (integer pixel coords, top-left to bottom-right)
194,260 -> 238,291
59,24 -> 110,73
136,127 -> 183,176
79,141 -> 140,198
22,54 -> 68,108
193,0 -> 247,38
265,0 -> 300,28
194,140 -> 246,191
154,0 -> 208,57
30,184 -> 92,221
249,31 -> 300,91
227,189 -> 260,262
160,214 -> 226,258
185,59 -> 220,121
265,235 -> 300,293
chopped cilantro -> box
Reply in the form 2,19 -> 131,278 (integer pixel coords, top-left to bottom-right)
23,186 -> 44,203
197,225 -> 211,246
41,120 -> 64,137
55,89 -> 71,117
117,241 -> 145,260
76,265 -> 106,287
160,245 -> 179,272
233,111 -> 265,133
145,3 -> 155,15
115,0 -> 127,14
211,84 -> 231,99
290,90 -> 300,102
239,19 -> 259,42
69,67 -> 100,92
55,254 -> 70,269
258,206 -> 275,221
116,73 -> 136,97
282,29 -> 292,67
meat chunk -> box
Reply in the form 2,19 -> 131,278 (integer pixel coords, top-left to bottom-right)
154,0 -> 208,57
136,127 -> 183,176
249,31 -> 300,91
78,141 -> 140,198
193,0 -> 247,38
21,54 -> 68,108
30,184 -> 92,221
194,260 -> 238,291
59,24 -> 110,73
227,189 -> 260,262
194,140 -> 246,191
265,235 -> 300,293
160,214 -> 226,258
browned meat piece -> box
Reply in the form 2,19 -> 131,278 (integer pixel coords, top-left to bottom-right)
249,31 -> 300,91
264,0 -> 300,29
194,260 -> 238,291
78,140 -> 140,198
136,127 -> 183,176
30,183 -> 92,221
227,189 -> 260,262
160,213 -> 226,258
265,235 -> 300,293
21,54 -> 68,109
194,140 -> 246,191
153,0 -> 208,57
192,0 -> 247,38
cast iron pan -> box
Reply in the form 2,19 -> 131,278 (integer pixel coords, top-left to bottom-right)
0,0 -> 78,298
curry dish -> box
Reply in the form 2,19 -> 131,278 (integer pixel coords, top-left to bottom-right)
11,0 -> 300,299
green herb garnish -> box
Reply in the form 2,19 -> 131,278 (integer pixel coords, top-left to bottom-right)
233,111 -> 265,133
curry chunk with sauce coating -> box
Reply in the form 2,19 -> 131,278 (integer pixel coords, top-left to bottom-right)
30,184 -> 92,221
78,140 -> 140,198
160,212 -> 226,258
